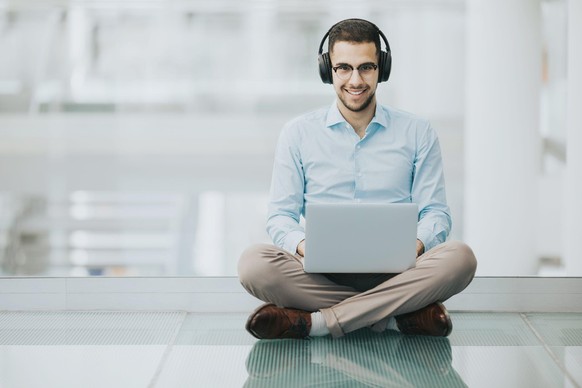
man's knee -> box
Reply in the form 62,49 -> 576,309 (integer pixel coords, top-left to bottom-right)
238,243 -> 284,293
238,244 -> 269,286
453,241 -> 477,276
443,240 -> 477,284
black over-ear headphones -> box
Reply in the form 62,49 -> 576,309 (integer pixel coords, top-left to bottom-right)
318,18 -> 392,85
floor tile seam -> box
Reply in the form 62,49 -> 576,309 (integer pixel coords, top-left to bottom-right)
519,313 -> 580,388
147,311 -> 188,388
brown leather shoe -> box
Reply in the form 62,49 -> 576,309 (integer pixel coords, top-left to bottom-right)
246,303 -> 312,339
395,302 -> 453,337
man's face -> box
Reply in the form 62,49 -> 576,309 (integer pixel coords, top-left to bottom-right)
330,41 -> 378,113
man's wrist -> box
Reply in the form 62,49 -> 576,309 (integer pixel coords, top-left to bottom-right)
416,239 -> 425,257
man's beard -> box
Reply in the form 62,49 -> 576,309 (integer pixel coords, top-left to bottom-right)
338,90 -> 376,113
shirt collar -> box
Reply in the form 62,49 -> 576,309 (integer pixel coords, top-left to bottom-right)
325,102 -> 345,128
325,101 -> 389,131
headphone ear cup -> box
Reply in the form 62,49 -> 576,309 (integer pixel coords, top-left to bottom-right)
318,52 -> 333,84
379,50 -> 392,83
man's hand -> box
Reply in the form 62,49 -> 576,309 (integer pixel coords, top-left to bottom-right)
416,239 -> 425,259
296,240 -> 305,257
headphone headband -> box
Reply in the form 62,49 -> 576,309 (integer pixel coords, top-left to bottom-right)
317,18 -> 392,84
317,18 -> 391,56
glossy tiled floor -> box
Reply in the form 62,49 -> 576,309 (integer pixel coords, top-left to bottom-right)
0,311 -> 580,388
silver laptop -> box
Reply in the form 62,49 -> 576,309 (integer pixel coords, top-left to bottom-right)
303,203 -> 418,273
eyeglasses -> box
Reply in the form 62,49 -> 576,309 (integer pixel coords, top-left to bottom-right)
332,63 -> 378,80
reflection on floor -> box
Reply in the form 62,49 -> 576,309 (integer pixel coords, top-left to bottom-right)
0,311 -> 580,388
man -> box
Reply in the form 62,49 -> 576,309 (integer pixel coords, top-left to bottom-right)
238,18 -> 477,339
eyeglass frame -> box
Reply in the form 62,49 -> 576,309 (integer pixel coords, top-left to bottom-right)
331,63 -> 379,80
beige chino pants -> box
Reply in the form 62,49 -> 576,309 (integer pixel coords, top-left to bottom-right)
238,240 -> 477,338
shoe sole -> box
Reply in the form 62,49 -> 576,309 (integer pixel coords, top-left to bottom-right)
436,302 -> 453,337
396,301 -> 453,337
245,303 -> 276,339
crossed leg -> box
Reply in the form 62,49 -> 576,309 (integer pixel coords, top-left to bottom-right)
238,241 -> 477,338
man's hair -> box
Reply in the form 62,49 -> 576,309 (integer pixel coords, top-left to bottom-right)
328,19 -> 381,55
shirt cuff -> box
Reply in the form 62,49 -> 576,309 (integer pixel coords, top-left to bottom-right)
417,228 -> 434,253
283,230 -> 306,255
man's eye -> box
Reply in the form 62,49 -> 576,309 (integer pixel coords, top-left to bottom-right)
338,65 -> 351,71
359,64 -> 374,72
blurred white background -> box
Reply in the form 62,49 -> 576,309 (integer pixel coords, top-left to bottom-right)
0,0 -> 577,277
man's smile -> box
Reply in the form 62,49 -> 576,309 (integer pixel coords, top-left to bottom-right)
345,88 -> 367,96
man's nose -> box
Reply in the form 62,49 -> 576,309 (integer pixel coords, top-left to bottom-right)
348,68 -> 365,84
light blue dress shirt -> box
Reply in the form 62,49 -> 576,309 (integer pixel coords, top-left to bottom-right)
266,102 -> 451,255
